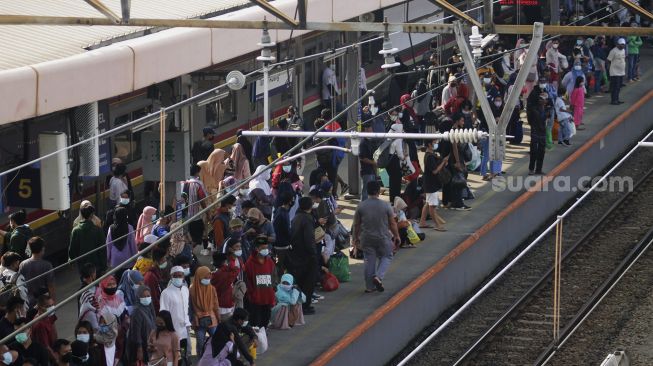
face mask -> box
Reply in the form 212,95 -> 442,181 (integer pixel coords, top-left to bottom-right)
330,64 -> 336,71
151,215 -> 157,223
81,354 -> 90,362
279,284 -> 292,292
312,203 -> 319,209
239,189 -> 249,197
539,83 -> 547,89
574,65 -> 582,71
234,250 -> 243,257
462,110 -> 471,115
576,39 -> 583,45
76,334 -> 90,343
15,332 -> 28,344
242,321 -> 249,327
201,278 -> 211,286
494,101 -> 502,107
2,351 -> 12,365
140,297 -> 152,306
483,78 -> 491,84
159,261 -> 168,269
398,112 -> 403,118
552,43 -> 559,49
104,287 -> 117,296
282,166 -> 292,173
389,115 -> 398,122
433,143 -> 439,150
120,198 -> 130,205
61,352 -> 73,363
259,249 -> 270,256
183,268 -> 191,276
172,278 -> 184,287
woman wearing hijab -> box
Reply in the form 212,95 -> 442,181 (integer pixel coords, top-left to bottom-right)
74,321 -> 107,365
228,143 -> 251,181
94,276 -> 126,320
129,285 -> 156,364
189,266 -> 220,355
117,269 -> 145,312
387,123 -> 410,204
248,165 -> 274,219
106,207 -> 137,274
207,149 -> 228,192
270,273 -> 306,329
94,309 -> 122,366
148,310 -> 180,366
73,201 -> 102,228
135,206 -> 157,244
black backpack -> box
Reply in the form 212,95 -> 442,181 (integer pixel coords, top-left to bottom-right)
373,139 -> 393,169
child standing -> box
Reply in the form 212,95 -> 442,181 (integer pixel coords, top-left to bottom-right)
243,236 -> 276,328
570,76 -> 586,131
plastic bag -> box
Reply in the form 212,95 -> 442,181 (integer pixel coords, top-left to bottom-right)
321,272 -> 340,292
412,222 -> 426,241
406,224 -> 421,244
466,143 -> 481,171
570,122 -> 577,138
379,168 -> 390,187
328,252 -> 351,282
254,327 -> 268,354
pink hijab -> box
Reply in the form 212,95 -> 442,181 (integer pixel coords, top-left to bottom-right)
135,206 -> 157,243
207,149 -> 228,184
230,143 -> 251,180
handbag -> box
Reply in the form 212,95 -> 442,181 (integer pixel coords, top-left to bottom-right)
451,171 -> 467,189
321,272 -> 340,292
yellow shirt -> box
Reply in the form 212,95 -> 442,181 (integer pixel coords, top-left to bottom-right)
133,257 -> 154,276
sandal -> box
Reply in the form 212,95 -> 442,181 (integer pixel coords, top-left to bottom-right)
419,224 -> 434,228
434,226 -> 447,232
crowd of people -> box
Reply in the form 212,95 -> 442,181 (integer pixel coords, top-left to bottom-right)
0,2 -> 649,364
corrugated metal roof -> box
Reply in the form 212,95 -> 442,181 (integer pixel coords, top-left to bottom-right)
0,0 -> 251,70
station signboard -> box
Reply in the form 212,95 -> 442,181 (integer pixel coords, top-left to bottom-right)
253,70 -> 293,102
6,167 -> 42,209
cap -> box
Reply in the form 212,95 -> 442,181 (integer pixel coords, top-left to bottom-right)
170,265 -> 184,274
617,38 -> 626,45
448,75 -> 457,83
144,234 -> 158,244
229,218 -> 244,228
202,127 -> 215,136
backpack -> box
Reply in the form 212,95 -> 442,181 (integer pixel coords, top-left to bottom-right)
0,273 -> 21,308
373,139 -> 393,169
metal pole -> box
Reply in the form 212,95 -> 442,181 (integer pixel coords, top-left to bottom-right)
263,65 -> 270,131
639,142 -> 653,147
483,0 -> 494,32
553,216 -> 563,343
159,109 -> 166,211
551,0 -> 560,25
241,129 -> 488,141
346,38 -> 360,197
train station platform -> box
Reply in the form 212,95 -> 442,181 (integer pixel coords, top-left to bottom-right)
50,50 -> 653,366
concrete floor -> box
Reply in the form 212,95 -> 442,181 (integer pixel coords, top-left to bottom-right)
50,50 -> 652,366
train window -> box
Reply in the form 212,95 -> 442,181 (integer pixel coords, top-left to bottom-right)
304,46 -> 317,90
217,91 -> 237,126
112,107 -> 148,163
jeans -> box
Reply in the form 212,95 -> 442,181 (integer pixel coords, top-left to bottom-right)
361,174 -> 377,201
362,239 -> 394,290
558,118 -> 572,142
479,138 -> 490,176
627,54 -> 639,81
529,138 -> 546,173
610,75 -> 623,103
196,325 -> 216,356
594,70 -> 603,93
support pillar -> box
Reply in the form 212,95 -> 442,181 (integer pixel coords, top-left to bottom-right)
346,33 -> 361,197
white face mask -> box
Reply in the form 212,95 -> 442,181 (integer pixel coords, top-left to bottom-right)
574,65 -> 582,71
76,334 -> 90,343
483,78 -> 491,84
120,198 -> 130,205
234,250 -> 243,257
398,112 -> 403,118
552,43 -> 559,49
312,202 -> 319,209
279,284 -> 292,292
282,165 -> 292,173
462,110 -> 471,115
539,83 -> 547,89
172,278 -> 184,287
201,278 -> 211,286
494,101 -> 503,107
2,351 -> 12,365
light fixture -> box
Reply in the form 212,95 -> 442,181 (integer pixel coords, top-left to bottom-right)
256,21 -> 276,64
379,18 -> 399,69
197,91 -> 230,107
469,26 -> 483,60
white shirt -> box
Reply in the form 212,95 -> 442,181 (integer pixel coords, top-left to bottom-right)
441,84 -> 457,106
159,283 -> 191,340
607,47 -> 626,76
109,176 -> 128,202
554,97 -> 572,121
321,67 -> 340,100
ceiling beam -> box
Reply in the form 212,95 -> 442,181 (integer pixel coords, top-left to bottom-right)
0,14 -> 456,33
249,0 -> 298,27
612,0 -> 653,22
82,0 -> 121,23
429,0 -> 482,28
494,24 -> 653,36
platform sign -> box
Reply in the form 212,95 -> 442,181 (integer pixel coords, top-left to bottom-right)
253,70 -> 293,102
499,0 -> 540,5
97,101 -> 112,175
141,131 -> 190,182
6,168 -> 42,209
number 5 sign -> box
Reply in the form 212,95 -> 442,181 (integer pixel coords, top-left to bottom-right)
6,168 -> 42,209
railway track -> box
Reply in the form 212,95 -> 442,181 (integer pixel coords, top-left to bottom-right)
394,141 -> 653,366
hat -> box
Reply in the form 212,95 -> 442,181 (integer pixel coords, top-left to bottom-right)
448,75 -> 457,83
202,127 -> 215,136
143,234 -> 158,244
170,265 -> 184,275
229,218 -> 244,228
617,38 -> 626,45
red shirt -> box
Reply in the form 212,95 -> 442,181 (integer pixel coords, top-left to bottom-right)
31,315 -> 57,349
244,252 -> 276,306
144,266 -> 163,313
211,265 -> 238,309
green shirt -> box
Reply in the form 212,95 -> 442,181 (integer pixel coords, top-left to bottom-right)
627,36 -> 643,54
69,220 -> 106,271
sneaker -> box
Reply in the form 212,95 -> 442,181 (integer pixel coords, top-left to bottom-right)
564,140 -> 571,146
558,141 -> 567,147
312,298 -> 319,304
312,293 -> 325,300
372,276 -> 384,292
528,170 -> 535,175
454,205 -> 472,211
303,307 -> 316,315
200,249 -> 210,256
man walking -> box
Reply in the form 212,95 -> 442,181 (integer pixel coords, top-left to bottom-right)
353,181 -> 400,293
607,38 -> 627,105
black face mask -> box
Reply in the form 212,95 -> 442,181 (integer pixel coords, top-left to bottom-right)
103,287 -> 118,296
61,352 -> 73,363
